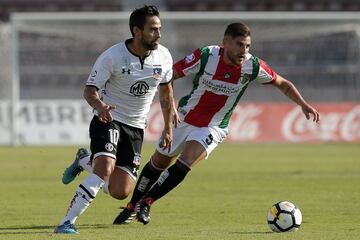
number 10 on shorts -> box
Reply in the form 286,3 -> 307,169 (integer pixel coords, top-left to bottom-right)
108,129 -> 119,145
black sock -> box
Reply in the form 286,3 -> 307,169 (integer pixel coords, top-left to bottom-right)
146,159 -> 191,202
130,160 -> 163,205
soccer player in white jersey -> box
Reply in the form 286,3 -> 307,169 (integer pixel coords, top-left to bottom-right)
54,6 -> 176,234
113,22 -> 320,225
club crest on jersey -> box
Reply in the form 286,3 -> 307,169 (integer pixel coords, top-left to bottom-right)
224,73 -> 231,79
130,81 -> 149,96
241,74 -> 251,84
153,66 -> 162,79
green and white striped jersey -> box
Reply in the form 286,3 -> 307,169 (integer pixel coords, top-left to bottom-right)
174,45 -> 277,129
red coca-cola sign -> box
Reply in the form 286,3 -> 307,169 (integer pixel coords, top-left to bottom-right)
144,102 -> 360,143
282,104 -> 360,142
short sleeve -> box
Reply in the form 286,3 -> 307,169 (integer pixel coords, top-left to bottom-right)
160,48 -> 173,84
173,48 -> 202,77
86,51 -> 113,89
255,59 -> 277,84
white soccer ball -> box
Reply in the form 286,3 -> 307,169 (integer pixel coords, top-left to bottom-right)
267,201 -> 302,232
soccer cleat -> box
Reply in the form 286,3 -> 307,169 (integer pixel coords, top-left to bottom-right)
113,202 -> 136,225
62,148 -> 90,184
54,220 -> 79,234
136,197 -> 153,225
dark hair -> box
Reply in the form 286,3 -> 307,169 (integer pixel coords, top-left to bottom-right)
224,23 -> 251,38
129,5 -> 160,36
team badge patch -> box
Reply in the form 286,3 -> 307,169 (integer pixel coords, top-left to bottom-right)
153,66 -> 162,79
185,53 -> 195,64
105,143 -> 114,152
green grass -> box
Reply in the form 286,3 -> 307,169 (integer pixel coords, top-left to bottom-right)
0,143 -> 359,240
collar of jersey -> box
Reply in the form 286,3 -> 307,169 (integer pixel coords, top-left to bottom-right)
125,38 -> 152,60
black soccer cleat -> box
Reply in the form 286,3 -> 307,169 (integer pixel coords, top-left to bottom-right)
113,203 -> 136,225
136,197 -> 153,225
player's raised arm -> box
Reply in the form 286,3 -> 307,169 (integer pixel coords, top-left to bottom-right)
272,75 -> 320,123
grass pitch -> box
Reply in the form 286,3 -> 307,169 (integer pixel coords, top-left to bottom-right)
0,143 -> 359,240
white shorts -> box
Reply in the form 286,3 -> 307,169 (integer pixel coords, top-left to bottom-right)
156,121 -> 228,159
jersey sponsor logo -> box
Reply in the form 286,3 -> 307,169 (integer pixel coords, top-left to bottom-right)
122,68 -> 131,74
202,78 -> 241,95
153,66 -> 162,79
105,142 -> 114,151
184,53 -> 195,64
130,81 -> 149,96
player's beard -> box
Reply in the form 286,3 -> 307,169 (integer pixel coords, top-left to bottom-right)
141,38 -> 159,51
226,52 -> 243,65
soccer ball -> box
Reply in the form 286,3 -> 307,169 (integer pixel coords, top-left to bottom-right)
267,201 -> 302,232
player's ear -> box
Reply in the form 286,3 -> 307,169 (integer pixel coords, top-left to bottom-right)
133,26 -> 142,38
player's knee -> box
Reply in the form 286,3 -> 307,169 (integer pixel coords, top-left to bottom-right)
110,191 -> 128,200
93,157 -> 115,180
93,166 -> 113,180
152,150 -> 173,169
109,185 -> 132,200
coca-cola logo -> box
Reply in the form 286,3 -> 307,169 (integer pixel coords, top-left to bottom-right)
227,104 -> 262,141
282,106 -> 360,142
142,103 -> 360,143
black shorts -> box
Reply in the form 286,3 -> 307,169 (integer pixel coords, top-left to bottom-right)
89,116 -> 144,179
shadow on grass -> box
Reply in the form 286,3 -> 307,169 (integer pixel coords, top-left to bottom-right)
230,231 -> 273,235
0,224 -> 109,235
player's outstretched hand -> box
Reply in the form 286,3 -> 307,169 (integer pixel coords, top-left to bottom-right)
301,104 -> 320,123
97,105 -> 116,123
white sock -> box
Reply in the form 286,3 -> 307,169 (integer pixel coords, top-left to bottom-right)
60,173 -> 104,225
79,156 -> 93,173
